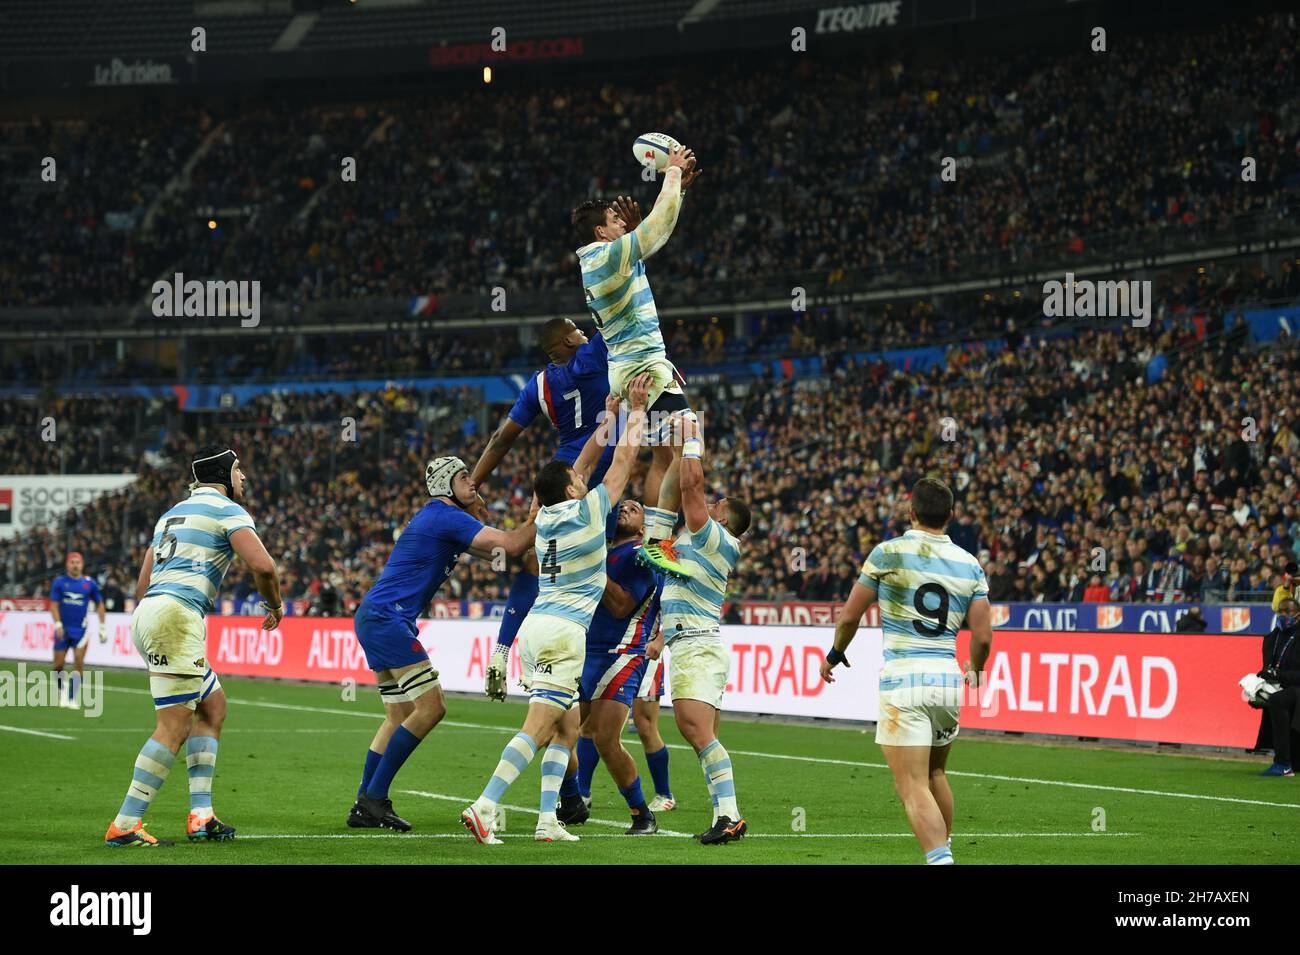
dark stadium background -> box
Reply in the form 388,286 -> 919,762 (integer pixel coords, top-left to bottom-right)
1,0 -> 1298,627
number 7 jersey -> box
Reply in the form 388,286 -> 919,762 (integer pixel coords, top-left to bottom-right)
143,487 -> 256,618
858,529 -> 989,684
530,483 -> 612,630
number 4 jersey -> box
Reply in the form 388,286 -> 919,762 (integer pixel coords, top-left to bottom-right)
859,529 -> 989,690
531,483 -> 612,630
144,487 -> 256,618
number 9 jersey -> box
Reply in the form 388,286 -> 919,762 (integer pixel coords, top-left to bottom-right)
859,529 -> 989,745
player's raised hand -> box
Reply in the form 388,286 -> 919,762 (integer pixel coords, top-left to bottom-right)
682,161 -> 702,190
604,391 -> 622,418
527,492 -> 540,521
469,491 -> 490,523
610,195 -> 642,231
665,145 -> 694,174
628,373 -> 652,411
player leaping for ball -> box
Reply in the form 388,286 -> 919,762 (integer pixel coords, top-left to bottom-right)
570,145 -> 700,578
462,375 -> 650,845
819,478 -> 994,865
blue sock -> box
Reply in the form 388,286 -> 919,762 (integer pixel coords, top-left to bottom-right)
357,748 -> 383,799
576,736 -> 600,798
560,769 -> 581,800
365,726 -> 421,800
925,845 -> 954,865
619,776 -> 648,814
645,745 -> 672,797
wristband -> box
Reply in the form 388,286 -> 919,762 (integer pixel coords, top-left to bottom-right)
682,437 -> 702,459
826,647 -> 849,667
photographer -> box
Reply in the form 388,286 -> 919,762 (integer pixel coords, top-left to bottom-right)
1252,597 -> 1300,776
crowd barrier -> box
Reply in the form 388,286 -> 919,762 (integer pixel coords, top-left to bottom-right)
0,612 -> 1263,748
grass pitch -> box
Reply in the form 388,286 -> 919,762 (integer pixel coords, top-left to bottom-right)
0,661 -> 1295,865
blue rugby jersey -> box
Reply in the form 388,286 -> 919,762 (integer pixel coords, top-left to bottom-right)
586,540 -> 659,655
361,499 -> 484,624
50,575 -> 102,630
509,333 -> 614,465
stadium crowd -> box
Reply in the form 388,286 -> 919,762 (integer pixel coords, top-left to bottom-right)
5,256 -> 1300,613
1,13 -> 1296,313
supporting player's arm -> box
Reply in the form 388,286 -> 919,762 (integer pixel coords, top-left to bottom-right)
599,374 -> 650,503
230,528 -> 283,631
467,495 -> 540,560
678,414 -> 709,534
572,392 -> 622,482
820,581 -> 878,684
599,578 -> 637,618
964,597 -> 993,687
470,417 -> 527,490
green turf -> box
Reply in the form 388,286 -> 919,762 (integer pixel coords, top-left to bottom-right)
0,660 -> 1296,864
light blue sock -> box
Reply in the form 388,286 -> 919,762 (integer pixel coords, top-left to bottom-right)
538,743 -> 570,820
926,845 -> 954,865
185,735 -> 219,815
113,738 -> 176,830
481,732 -> 537,807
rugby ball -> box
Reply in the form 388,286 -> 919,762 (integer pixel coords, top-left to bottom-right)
633,132 -> 682,171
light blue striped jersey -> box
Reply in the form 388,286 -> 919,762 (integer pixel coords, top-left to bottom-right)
144,488 -> 256,617
531,483 -> 612,629
660,517 -> 741,643
858,529 -> 989,690
576,231 -> 665,365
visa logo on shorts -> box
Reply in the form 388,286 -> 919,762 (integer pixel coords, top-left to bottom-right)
146,653 -> 169,666
534,663 -> 554,675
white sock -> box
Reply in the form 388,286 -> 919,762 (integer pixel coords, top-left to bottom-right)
643,506 -> 677,542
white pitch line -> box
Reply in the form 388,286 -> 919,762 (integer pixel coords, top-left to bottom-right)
237,830 -> 1138,841
102,684 -> 1300,810
402,789 -> 691,838
0,724 -> 74,740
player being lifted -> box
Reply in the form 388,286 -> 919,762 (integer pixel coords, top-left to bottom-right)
104,446 -> 281,847
462,375 -> 650,845
654,414 -> 752,844
569,145 -> 700,576
820,478 -> 993,866
348,457 -> 538,832
49,550 -> 106,708
471,317 -> 614,703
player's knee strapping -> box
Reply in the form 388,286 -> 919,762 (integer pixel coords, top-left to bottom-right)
530,684 -> 575,710
396,662 -> 439,701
